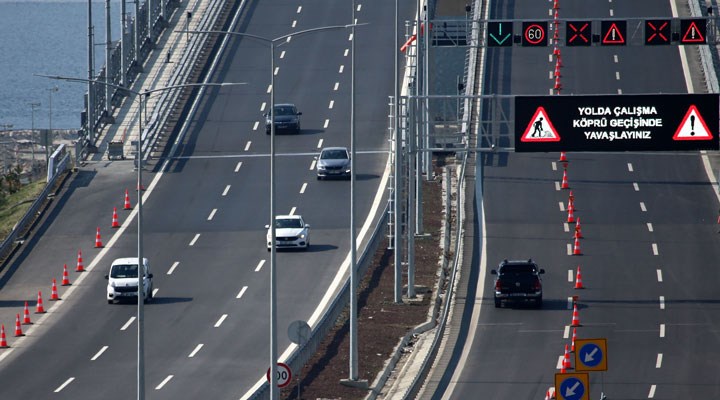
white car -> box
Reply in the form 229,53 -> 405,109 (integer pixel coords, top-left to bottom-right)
266,215 -> 310,251
105,257 -> 154,304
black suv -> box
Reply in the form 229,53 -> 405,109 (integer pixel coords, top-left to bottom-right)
490,259 -> 545,308
264,103 -> 302,134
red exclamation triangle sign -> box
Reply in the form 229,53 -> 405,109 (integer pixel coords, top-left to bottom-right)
602,22 -> 626,44
673,105 -> 713,141
682,21 -> 706,43
521,107 -> 561,142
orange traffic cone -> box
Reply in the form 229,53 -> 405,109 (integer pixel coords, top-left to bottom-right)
571,303 -> 581,327
554,76 -> 562,92
575,217 -> 583,238
545,387 -> 556,400
574,266 -> 585,289
61,264 -> 71,286
22,301 -> 32,325
124,189 -> 132,210
554,61 -> 561,77
559,152 -> 567,163
50,278 -> 60,301
567,207 -> 575,224
0,324 -> 8,348
568,196 -> 575,213
573,237 -> 582,255
571,328 -> 577,352
554,10 -> 559,21
95,227 -> 103,248
563,344 -> 572,370
561,168 -> 569,189
111,207 -> 120,228
568,190 -> 574,202
553,0 -> 559,9
14,314 -> 23,337
553,28 -> 559,42
35,291 -> 45,313
76,249 -> 85,272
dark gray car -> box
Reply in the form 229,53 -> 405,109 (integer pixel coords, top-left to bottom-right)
265,103 -> 302,134
316,147 -> 351,180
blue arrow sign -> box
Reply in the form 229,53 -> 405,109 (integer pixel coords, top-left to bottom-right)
579,343 -> 603,367
560,377 -> 586,400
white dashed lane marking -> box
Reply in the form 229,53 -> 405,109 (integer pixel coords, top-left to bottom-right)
260,103 -> 267,112
167,261 -> 179,275
659,324 -> 665,338
339,65 -> 344,73
317,139 -> 323,149
647,223 -> 653,232
237,286 -> 248,299
274,67 -> 279,76
91,346 -> 109,361
329,100 -> 334,109
208,209 -> 217,221
310,160 -> 316,170
253,121 -> 259,131
640,202 -> 647,212
280,50 -> 286,59
659,296 -> 665,309
300,183 -> 307,194
244,141 -> 252,151
655,353 -> 663,368
155,375 -> 174,390
222,185 -> 230,196
656,269 -> 663,282
334,82 -> 339,91
121,316 -> 136,331
648,384 -> 657,398
255,260 -> 266,272
188,344 -> 204,358
290,207 -> 296,215
633,182 -> 640,191
324,119 -> 330,129
559,202 -> 565,212
627,162 -> 634,172
235,162 -> 242,172
54,378 -> 75,393
563,325 -> 570,339
567,270 -> 573,282
214,314 -> 228,327
296,5 -> 302,13
189,234 -> 200,246
652,243 -> 658,255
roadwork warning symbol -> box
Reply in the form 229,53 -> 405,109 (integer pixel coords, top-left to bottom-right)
521,107 -> 561,142
673,105 -> 713,140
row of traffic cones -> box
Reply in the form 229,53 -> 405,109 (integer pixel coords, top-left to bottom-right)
1,189 -> 136,349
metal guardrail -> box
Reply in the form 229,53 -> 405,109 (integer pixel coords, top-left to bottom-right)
0,152 -> 70,265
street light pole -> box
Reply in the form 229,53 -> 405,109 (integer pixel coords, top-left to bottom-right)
46,86 -> 59,169
30,102 -> 41,164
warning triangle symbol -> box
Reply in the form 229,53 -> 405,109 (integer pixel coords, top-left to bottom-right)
602,23 -> 626,44
521,107 -> 561,142
673,105 -> 713,141
682,21 -> 705,43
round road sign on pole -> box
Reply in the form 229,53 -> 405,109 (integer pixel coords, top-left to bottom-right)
266,362 -> 292,388
288,320 -> 311,346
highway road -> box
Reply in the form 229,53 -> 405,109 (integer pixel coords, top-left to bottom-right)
432,0 -> 720,399
0,0 -> 416,398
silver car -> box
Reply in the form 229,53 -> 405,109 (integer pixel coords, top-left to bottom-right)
316,147 -> 351,180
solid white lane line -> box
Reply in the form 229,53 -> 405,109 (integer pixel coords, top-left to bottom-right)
324,119 -> 330,129
309,160 -> 316,170
317,139 -> 323,148
237,286 -> 248,299
155,375 -> 174,390
215,314 -> 228,327
567,244 -> 572,255
563,222 -> 569,232
655,353 -> 663,368
222,185 -> 230,196
647,223 -> 654,232
657,269 -> 663,282
208,209 -> 217,221
329,100 -> 334,109
54,377 -> 75,393
300,183 -> 307,194
648,384 -> 656,398
334,82 -> 339,91
188,344 -> 204,358
627,162 -> 634,172
633,182 -> 640,191
235,161 -> 242,172
559,202 -> 565,212
567,297 -> 574,309
253,121 -> 259,131
555,181 -> 561,191
255,260 -> 266,272
339,65 -> 344,73
563,325 -> 570,339
167,261 -> 179,275
290,207 -> 296,215
280,50 -> 286,59
551,161 -> 557,171
652,243 -> 659,255
91,346 -> 109,361
244,141 -> 252,151
640,202 -> 647,211
659,324 -> 665,338
189,234 -> 200,246
121,316 -> 136,331
659,296 -> 665,309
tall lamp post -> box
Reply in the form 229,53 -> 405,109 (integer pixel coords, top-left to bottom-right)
46,86 -> 59,167
29,102 -> 41,163
188,23 -> 362,398
37,74 -> 244,400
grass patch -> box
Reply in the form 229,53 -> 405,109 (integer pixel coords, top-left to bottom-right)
0,180 -> 46,240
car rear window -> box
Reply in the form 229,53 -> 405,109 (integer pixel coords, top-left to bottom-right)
499,264 -> 536,274
321,150 -> 348,160
274,106 -> 295,116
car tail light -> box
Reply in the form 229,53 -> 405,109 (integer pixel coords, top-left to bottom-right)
532,280 -> 542,291
495,280 -> 502,291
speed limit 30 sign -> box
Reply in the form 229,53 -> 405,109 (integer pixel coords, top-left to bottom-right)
266,362 -> 292,388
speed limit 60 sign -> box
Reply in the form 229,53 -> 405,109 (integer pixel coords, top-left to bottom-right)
522,21 -> 548,46
266,362 -> 292,388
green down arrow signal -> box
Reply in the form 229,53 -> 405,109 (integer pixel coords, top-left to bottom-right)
489,22 -> 512,46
